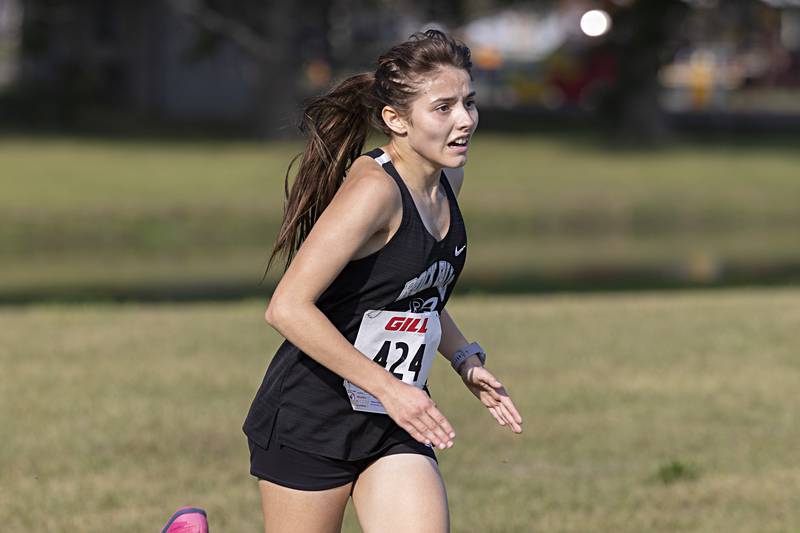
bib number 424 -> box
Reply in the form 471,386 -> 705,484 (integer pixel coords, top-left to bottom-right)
372,340 -> 425,382
344,309 -> 441,414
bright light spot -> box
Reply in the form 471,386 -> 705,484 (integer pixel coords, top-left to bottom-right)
580,9 -> 611,37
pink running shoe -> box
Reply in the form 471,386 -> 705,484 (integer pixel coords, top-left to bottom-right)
161,507 -> 209,533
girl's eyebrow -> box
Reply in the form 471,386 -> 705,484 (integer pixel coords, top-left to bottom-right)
431,91 -> 477,104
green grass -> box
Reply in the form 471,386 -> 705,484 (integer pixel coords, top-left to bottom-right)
2,288 -> 800,532
2,133 -> 799,296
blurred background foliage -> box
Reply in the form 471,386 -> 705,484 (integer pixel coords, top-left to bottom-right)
1,0 -> 799,302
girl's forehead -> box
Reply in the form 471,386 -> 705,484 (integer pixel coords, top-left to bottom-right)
416,67 -> 473,99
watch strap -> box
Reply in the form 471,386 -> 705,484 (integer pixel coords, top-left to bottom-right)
451,342 -> 486,372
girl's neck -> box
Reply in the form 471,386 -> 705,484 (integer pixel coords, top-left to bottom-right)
383,140 -> 441,197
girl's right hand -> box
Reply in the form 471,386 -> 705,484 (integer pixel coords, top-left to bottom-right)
379,380 -> 455,450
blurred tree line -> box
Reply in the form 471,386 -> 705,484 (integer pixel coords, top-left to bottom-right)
4,0 -> 779,141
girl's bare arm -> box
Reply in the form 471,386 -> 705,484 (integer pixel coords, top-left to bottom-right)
266,157 -> 455,448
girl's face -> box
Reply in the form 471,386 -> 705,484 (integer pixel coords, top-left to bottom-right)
403,66 -> 478,169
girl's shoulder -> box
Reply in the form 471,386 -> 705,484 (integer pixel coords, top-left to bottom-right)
347,153 -> 387,180
341,154 -> 402,201
330,154 -> 402,220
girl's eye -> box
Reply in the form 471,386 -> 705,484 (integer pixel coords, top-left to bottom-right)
436,105 -> 450,112
466,100 -> 476,108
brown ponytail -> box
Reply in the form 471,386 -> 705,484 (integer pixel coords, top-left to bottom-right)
262,73 -> 376,277
262,30 -> 472,280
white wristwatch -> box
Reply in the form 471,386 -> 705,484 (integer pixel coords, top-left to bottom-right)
450,342 -> 486,373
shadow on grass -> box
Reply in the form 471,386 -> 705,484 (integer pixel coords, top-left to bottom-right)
3,261 -> 800,304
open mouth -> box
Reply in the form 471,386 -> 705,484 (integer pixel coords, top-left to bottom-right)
447,137 -> 469,149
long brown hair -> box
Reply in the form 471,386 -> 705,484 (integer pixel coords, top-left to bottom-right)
262,29 -> 472,279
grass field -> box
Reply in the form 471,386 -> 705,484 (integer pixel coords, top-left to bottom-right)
3,288 -> 799,532
2,133 -> 800,298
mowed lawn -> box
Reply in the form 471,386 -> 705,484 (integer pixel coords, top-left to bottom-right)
2,133 -> 800,297
2,289 -> 799,532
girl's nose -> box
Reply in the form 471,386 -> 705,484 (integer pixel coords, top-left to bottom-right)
456,104 -> 476,130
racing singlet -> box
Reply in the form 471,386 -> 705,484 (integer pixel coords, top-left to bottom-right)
243,148 -> 468,460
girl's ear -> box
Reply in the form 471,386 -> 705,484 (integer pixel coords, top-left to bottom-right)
381,105 -> 408,136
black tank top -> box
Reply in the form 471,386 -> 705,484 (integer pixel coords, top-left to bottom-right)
243,148 -> 468,460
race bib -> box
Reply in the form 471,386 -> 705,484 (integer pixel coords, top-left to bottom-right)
344,309 -> 441,414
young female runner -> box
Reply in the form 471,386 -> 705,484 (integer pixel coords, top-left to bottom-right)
242,29 -> 522,533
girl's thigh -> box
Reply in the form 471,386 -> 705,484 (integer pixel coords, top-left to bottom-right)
258,479 -> 352,533
351,454 -> 449,533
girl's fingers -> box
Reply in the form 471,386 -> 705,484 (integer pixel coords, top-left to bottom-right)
478,385 -> 506,409
477,379 -> 507,404
427,406 -> 456,439
488,406 -> 505,426
483,398 -> 499,412
484,392 -> 514,428
497,401 -> 523,433
472,371 -> 505,396
404,405 -> 455,449
483,386 -> 505,403
501,395 -> 523,424
482,395 -> 514,429
483,381 -> 522,424
408,417 -> 439,446
468,369 -> 524,433
419,411 -> 454,449
405,425 -> 429,446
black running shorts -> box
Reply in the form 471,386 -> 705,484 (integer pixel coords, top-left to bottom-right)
248,433 -> 437,491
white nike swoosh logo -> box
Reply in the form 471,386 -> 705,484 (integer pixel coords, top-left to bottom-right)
455,245 -> 466,256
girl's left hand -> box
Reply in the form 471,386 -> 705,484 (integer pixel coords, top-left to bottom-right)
460,363 -> 523,433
